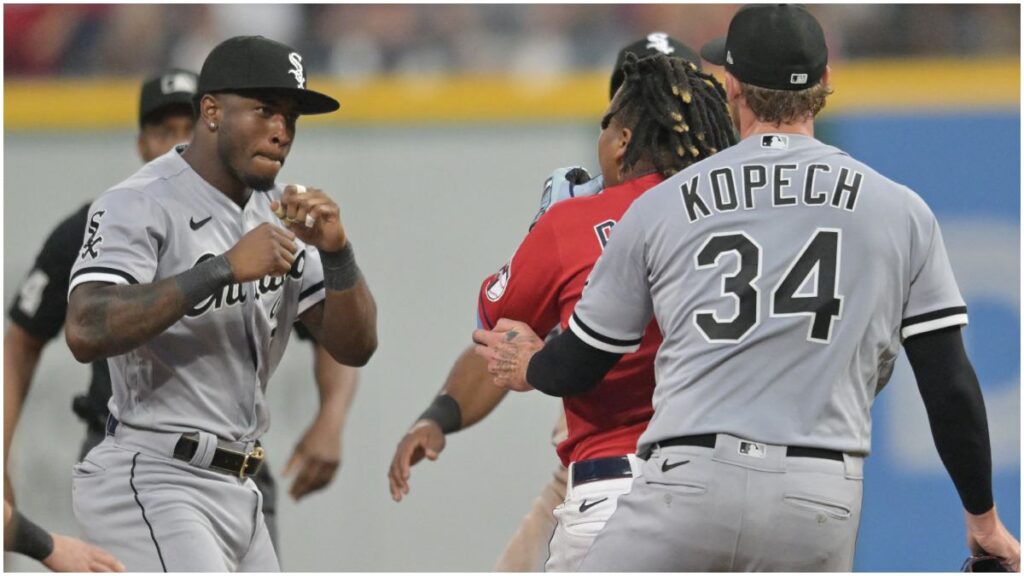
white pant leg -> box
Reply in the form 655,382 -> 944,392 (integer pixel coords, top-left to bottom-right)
545,454 -> 642,572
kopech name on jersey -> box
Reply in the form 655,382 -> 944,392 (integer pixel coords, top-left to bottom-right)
679,163 -> 863,223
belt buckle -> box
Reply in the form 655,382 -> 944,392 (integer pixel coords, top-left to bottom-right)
239,446 -> 265,479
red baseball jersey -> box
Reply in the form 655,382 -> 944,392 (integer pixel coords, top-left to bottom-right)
478,173 -> 664,466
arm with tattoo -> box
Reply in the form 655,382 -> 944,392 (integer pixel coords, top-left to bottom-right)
65,255 -> 234,363
66,221 -> 299,363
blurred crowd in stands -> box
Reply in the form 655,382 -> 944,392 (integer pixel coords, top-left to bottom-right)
5,4 -> 1020,78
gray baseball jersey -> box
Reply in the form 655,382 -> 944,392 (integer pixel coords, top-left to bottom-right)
68,145 -> 325,443
569,133 -> 966,456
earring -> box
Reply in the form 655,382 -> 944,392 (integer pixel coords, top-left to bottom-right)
209,122 -> 216,130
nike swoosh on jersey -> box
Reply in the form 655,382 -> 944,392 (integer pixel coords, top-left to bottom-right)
661,459 -> 691,472
189,216 -> 213,230
579,497 -> 609,513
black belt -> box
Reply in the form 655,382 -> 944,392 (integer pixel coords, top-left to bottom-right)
106,416 -> 265,479
571,455 -> 633,486
656,434 -> 845,462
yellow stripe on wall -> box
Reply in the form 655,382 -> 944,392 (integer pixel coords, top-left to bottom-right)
5,57 -> 1019,131
825,57 -> 1020,112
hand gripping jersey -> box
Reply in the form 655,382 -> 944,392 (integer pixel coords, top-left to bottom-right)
68,146 -> 326,443
570,134 -> 967,457
478,173 -> 665,466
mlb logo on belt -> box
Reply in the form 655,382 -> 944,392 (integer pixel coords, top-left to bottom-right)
738,441 -> 767,458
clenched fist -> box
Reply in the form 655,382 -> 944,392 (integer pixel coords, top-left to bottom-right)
225,223 -> 298,282
271,185 -> 348,252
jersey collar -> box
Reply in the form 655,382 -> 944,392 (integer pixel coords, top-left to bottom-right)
607,172 -> 665,196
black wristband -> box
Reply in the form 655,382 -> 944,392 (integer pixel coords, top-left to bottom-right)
320,242 -> 361,292
176,254 -> 234,307
418,393 -> 462,434
8,509 -> 54,561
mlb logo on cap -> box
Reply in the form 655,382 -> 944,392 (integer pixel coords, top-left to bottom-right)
138,68 -> 198,127
790,73 -> 808,85
161,71 -> 197,95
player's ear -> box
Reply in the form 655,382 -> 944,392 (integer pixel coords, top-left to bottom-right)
199,94 -> 221,130
615,126 -> 632,163
821,65 -> 831,87
724,72 -> 742,102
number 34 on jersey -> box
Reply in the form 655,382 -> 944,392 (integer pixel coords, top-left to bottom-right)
694,227 -> 843,345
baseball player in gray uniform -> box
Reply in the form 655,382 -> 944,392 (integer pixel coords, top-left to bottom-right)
4,69 -> 360,562
475,5 -> 1020,571
64,35 -> 377,571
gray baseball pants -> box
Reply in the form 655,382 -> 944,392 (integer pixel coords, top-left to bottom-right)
81,425 -> 280,554
579,433 -> 864,571
72,423 -> 279,571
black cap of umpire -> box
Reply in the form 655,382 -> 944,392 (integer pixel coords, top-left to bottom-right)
197,35 -> 340,115
700,4 -> 827,91
138,69 -> 198,127
610,33 -> 701,100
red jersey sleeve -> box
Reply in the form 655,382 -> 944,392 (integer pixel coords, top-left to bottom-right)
477,215 -> 563,336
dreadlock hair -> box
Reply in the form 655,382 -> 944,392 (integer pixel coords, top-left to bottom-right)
610,52 -> 737,178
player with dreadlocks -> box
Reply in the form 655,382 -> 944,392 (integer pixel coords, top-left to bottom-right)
609,52 -> 735,177
462,51 -> 735,570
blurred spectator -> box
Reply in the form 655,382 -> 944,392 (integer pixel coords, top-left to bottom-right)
168,4 -> 304,74
93,5 -> 168,74
3,4 -> 1019,79
508,6 -> 575,77
318,5 -> 420,78
5,4 -> 108,76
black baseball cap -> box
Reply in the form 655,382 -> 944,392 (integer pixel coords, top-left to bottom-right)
197,35 -> 339,115
139,69 -> 197,127
611,33 -> 701,99
700,4 -> 827,91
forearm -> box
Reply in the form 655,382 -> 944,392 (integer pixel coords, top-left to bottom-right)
65,256 -> 233,362
317,277 -> 378,366
905,327 -> 993,514
526,328 -> 621,397
4,326 -> 43,463
439,345 -> 508,430
312,344 -> 358,428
